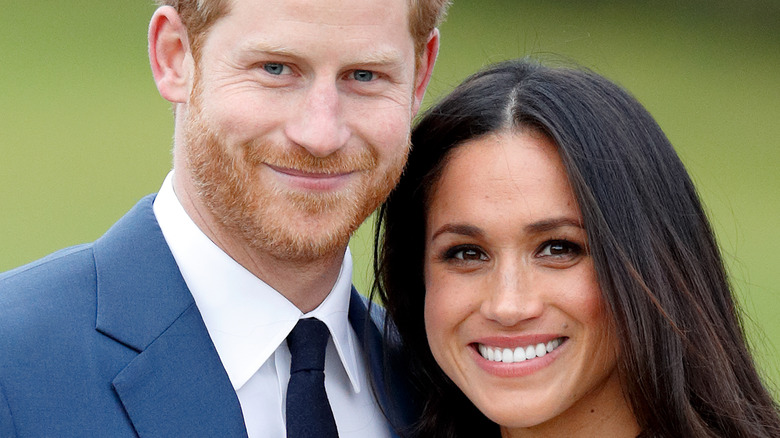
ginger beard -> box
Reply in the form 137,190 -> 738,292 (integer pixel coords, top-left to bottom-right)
180,78 -> 409,262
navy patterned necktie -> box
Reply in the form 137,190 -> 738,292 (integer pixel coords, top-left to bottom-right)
286,318 -> 339,438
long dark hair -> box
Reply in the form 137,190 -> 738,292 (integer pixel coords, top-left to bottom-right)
372,58 -> 780,437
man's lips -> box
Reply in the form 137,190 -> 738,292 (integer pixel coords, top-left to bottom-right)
265,163 -> 356,191
265,164 -> 353,178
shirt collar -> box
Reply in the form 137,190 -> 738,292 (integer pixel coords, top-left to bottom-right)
152,171 -> 362,393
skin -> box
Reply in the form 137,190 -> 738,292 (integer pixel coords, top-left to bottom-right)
148,0 -> 439,312
424,131 -> 639,437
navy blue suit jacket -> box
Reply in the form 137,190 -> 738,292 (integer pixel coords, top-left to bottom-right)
0,195 -> 416,437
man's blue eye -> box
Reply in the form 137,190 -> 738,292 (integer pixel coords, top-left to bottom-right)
353,70 -> 374,82
263,63 -> 286,75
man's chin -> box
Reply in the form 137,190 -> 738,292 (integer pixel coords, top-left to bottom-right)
254,231 -> 351,263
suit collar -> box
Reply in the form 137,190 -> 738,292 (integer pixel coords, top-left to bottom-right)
93,195 -> 247,437
93,194 -> 192,351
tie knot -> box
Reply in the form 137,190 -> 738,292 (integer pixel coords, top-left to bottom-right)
287,318 -> 330,373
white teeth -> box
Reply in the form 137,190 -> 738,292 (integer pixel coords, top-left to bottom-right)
513,347 -> 526,362
477,338 -> 565,364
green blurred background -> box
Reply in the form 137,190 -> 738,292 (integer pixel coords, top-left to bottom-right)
1,1 -> 778,390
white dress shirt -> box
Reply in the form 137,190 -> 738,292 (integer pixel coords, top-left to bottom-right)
153,172 -> 390,438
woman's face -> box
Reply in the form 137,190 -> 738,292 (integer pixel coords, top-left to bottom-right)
424,131 -> 633,436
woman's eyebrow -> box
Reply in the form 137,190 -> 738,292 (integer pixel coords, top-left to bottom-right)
429,217 -> 583,241
525,217 -> 584,233
429,223 -> 484,241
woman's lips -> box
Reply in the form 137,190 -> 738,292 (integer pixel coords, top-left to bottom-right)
470,336 -> 569,378
476,337 -> 567,364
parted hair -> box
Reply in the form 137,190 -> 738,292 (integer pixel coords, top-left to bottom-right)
154,0 -> 451,61
372,58 -> 780,437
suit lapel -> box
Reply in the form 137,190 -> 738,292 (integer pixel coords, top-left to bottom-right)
111,304 -> 248,437
94,195 -> 247,437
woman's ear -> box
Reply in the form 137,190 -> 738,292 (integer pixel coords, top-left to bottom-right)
148,6 -> 193,103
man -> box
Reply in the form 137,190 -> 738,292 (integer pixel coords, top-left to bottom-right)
0,0 -> 448,436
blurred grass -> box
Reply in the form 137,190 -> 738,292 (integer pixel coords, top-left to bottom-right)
2,1 -> 778,392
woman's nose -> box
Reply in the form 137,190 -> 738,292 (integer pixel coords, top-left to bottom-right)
479,264 -> 543,327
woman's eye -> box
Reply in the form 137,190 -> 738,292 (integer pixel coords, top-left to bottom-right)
263,63 -> 291,75
445,246 -> 489,262
537,240 -> 582,258
351,70 -> 375,82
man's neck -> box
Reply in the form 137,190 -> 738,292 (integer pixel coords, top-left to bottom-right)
227,240 -> 345,313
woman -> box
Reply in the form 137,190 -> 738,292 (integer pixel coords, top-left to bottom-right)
372,59 -> 780,437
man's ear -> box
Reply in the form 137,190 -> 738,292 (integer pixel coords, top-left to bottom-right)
411,28 -> 440,116
149,6 -> 193,103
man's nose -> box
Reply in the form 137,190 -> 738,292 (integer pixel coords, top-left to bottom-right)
479,263 -> 543,327
285,79 -> 350,157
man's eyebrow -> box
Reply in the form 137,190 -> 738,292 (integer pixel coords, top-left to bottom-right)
238,40 -> 405,66
349,49 -> 406,66
238,41 -> 297,58
430,223 -> 484,241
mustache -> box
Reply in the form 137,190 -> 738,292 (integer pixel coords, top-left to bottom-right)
241,138 -> 378,174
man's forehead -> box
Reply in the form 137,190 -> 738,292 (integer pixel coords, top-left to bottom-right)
205,0 -> 416,61
224,0 -> 411,26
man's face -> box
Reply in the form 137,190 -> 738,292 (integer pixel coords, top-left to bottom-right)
178,0 -> 427,261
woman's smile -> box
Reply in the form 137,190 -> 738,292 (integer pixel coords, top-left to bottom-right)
475,336 -> 566,364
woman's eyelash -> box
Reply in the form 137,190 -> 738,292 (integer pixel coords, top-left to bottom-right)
441,244 -> 488,262
436,239 -> 585,264
537,239 -> 584,257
